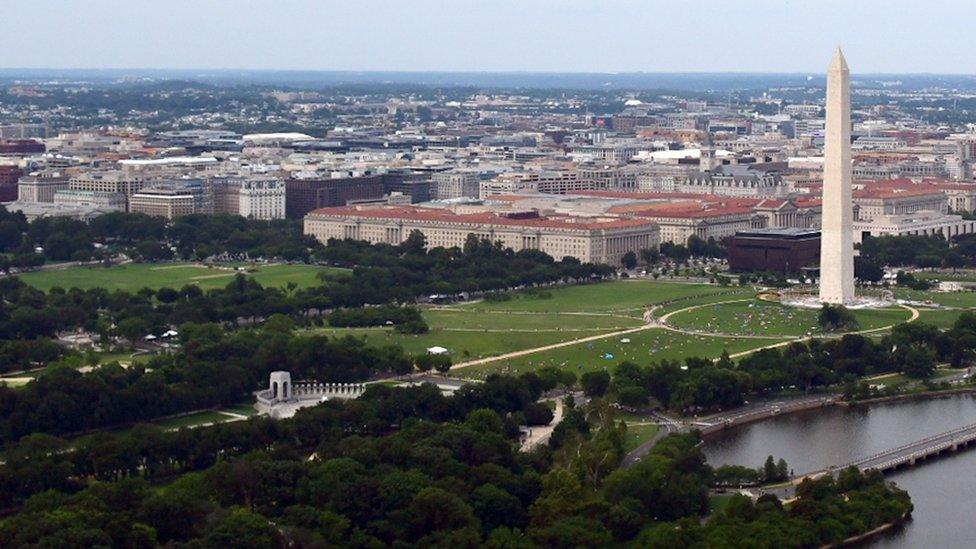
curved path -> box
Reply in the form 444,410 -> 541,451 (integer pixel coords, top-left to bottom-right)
450,296 -> 919,372
521,398 -> 565,451
659,299 -> 919,359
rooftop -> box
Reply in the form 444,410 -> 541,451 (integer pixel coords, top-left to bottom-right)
734,228 -> 821,239
307,204 -> 656,231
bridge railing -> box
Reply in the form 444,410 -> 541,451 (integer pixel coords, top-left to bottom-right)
813,423 -> 976,475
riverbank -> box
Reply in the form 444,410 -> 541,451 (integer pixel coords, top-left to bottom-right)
823,513 -> 910,548
702,395 -> 976,547
840,386 -> 976,407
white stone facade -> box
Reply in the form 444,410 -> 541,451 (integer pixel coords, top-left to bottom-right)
819,48 -> 856,304
238,179 -> 286,219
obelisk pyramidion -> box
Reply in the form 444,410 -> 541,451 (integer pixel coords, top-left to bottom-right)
819,47 -> 855,304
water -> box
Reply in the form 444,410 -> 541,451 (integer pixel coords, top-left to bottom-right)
702,395 -> 976,548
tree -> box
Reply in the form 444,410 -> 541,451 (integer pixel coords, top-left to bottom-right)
760,455 -> 789,482
817,304 -> 859,332
687,235 -> 707,257
0,220 -> 22,252
135,240 -> 173,261
621,251 -> 637,270
639,248 -> 660,266
471,484 -> 525,532
263,314 -> 296,334
917,254 -> 942,269
407,487 -> 480,540
415,353 -> 452,374
901,346 -> 936,379
661,243 -> 690,263
401,230 -> 427,254
943,250 -> 966,271
116,317 -> 149,343
854,257 -> 884,283
580,371 -> 611,397
155,287 -> 180,304
203,508 -> 281,549
523,402 -> 554,426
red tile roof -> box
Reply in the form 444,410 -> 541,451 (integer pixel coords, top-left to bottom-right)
307,205 -> 656,230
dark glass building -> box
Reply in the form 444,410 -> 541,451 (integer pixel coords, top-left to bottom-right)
727,228 -> 821,273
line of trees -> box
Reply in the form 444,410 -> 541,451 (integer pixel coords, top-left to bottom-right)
604,313 -> 976,413
858,233 -> 976,271
0,208 -> 317,265
326,305 -> 428,333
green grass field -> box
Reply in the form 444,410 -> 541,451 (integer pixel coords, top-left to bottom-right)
311,324 -> 614,360
709,494 -> 735,515
463,280 -> 738,315
916,270 -> 976,283
895,288 -> 976,308
654,288 -> 754,316
17,262 -> 341,292
666,299 -> 912,337
311,282 -> 744,364
456,328 -> 790,379
221,405 -> 259,417
153,411 -> 238,430
0,378 -> 30,388
426,309 -> 643,331
622,422 -> 660,453
915,309 -> 966,329
865,368 -> 964,389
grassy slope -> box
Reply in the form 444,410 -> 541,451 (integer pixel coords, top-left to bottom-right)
462,280 -> 738,314
667,300 -> 912,337
456,328 -> 789,379
314,282 -> 752,366
17,262 -> 340,292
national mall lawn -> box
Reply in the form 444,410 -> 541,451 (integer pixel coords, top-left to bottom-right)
21,262 -> 950,383
16,261 -> 343,292
311,280 -> 787,378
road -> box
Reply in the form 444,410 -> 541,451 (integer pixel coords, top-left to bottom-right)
620,410 -> 681,467
692,394 -> 838,434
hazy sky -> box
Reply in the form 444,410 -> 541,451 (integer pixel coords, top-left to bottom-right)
7,1 -> 976,73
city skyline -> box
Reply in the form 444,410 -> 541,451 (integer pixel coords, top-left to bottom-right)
6,1 -> 976,74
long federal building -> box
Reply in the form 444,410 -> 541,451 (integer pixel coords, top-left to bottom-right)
304,204 -> 660,265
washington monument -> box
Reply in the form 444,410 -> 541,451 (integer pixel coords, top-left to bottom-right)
819,47 -> 855,304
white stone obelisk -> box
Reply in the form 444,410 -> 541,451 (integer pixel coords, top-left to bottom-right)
819,47 -> 855,304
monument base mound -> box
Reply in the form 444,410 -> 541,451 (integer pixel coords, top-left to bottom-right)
780,293 -> 893,310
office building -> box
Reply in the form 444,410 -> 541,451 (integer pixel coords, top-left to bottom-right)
304,205 -> 660,266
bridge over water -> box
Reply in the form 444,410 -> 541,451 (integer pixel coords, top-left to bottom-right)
802,421 -> 976,479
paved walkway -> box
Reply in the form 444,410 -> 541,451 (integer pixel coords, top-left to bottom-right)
450,324 -> 657,370
520,398 -> 565,451
450,296 -> 920,371
657,299 -> 920,360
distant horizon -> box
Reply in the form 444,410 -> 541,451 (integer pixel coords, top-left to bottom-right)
1,67 -> 976,78
8,1 -> 976,74
3,68 -> 976,94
